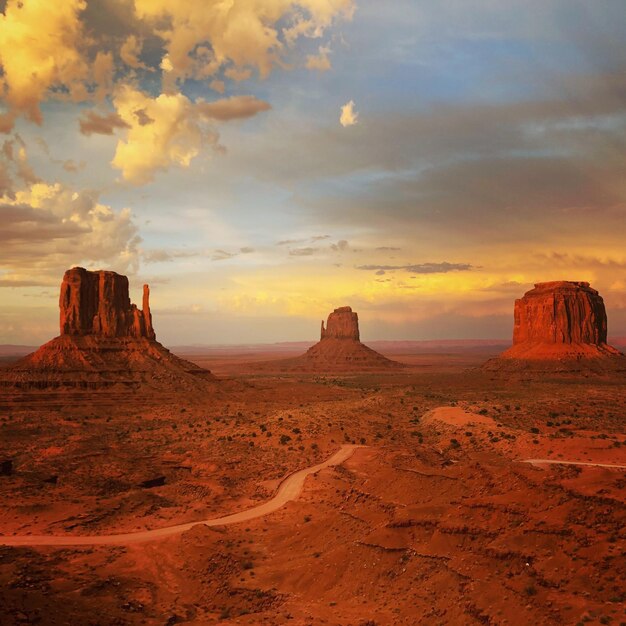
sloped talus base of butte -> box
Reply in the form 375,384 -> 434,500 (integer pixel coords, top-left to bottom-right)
483,343 -> 626,375
0,335 -> 215,390
277,338 -> 402,372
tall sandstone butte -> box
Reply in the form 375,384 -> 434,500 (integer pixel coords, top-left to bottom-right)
484,281 -> 624,371
1,267 -> 212,390
320,306 -> 360,341
59,267 -> 155,339
292,306 -> 399,371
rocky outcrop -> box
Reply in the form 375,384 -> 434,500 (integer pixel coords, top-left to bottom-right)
267,305 -> 400,372
484,281 -> 625,373
321,307 -> 360,341
0,267 -> 213,391
512,281 -> 608,347
59,267 -> 155,339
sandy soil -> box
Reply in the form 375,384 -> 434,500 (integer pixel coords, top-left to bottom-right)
0,445 -> 359,547
0,347 -> 625,625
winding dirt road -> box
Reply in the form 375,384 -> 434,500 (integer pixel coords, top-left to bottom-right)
523,459 -> 626,469
0,445 -> 360,547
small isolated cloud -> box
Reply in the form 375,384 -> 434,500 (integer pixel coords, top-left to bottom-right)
209,247 -> 254,261
277,234 -> 330,246
289,247 -> 318,256
287,239 -> 348,256
197,95 -> 271,121
357,262 -> 474,274
79,111 -> 130,136
212,249 -> 236,261
330,239 -> 349,251
62,159 -> 85,173
376,246 -> 402,252
143,249 -> 173,263
142,248 -> 200,263
340,100 -> 358,127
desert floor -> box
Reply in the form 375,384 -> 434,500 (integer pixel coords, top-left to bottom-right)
0,347 -> 625,625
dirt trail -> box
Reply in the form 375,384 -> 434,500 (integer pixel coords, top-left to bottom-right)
523,459 -> 626,469
0,445 -> 360,547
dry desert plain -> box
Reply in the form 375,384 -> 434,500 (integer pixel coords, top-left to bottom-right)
0,341 -> 625,626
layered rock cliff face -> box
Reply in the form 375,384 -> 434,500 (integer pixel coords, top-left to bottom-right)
320,307 -> 360,341
484,281 -> 624,373
1,268 -> 213,390
511,281 -> 608,347
59,268 -> 155,339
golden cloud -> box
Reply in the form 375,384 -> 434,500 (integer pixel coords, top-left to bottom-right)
0,0 -> 89,125
79,111 -> 131,136
120,34 -> 148,70
133,0 -> 354,83
1,182 -> 141,279
111,87 -> 270,184
197,95 -> 271,121
340,100 -> 358,127
0,0 -> 353,186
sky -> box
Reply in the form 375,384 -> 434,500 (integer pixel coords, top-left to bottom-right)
1,0 -> 625,346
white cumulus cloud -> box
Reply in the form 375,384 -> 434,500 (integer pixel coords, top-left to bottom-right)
340,100 -> 358,127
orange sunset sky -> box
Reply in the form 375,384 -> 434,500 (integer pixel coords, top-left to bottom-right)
1,0 -> 625,345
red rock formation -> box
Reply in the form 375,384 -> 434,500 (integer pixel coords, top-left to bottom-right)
270,305 -> 400,371
512,281 -> 608,347
484,281 -> 624,372
59,268 -> 155,339
321,306 -> 360,341
142,284 -> 155,340
1,267 -> 213,390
